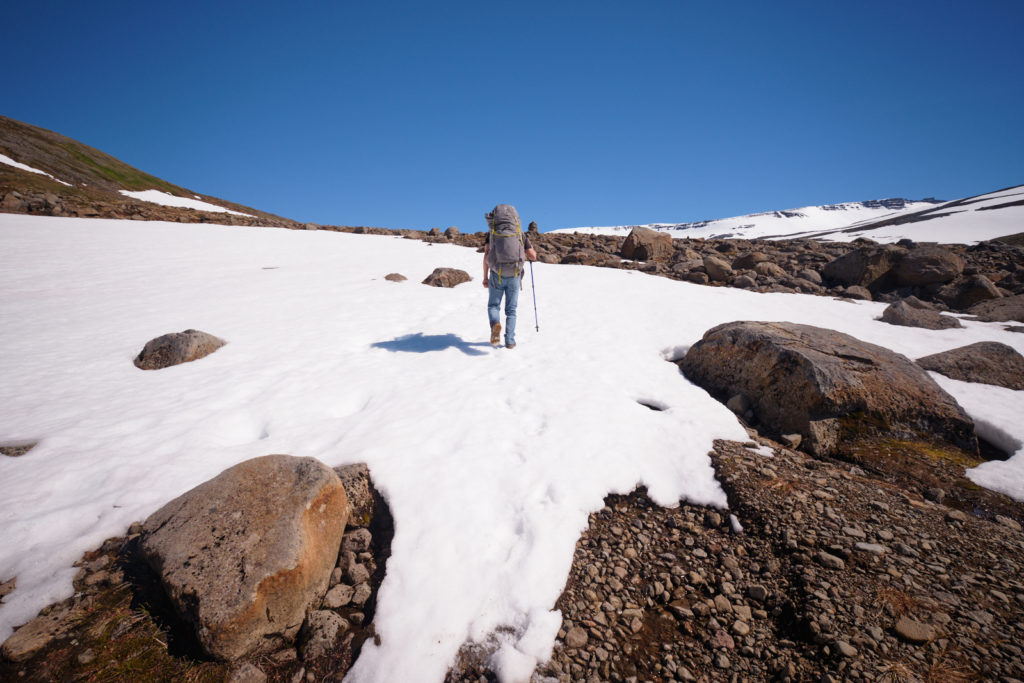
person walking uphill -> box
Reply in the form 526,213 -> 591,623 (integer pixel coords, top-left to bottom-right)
482,204 -> 537,349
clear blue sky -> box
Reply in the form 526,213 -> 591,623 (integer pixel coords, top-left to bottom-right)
3,1 -> 1022,232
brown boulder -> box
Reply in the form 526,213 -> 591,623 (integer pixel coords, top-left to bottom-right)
917,342 -> 1024,390
966,293 -> 1024,323
732,252 -> 770,270
703,255 -> 734,283
621,226 -> 672,261
134,329 -> 226,370
822,245 -> 905,292
384,273 -> 407,282
140,455 -> 349,661
879,301 -> 963,330
678,321 -> 977,457
753,261 -> 787,279
937,275 -> 1002,310
421,268 -> 470,288
894,246 -> 964,286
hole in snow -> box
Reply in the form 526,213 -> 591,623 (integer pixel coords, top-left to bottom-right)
637,400 -> 667,412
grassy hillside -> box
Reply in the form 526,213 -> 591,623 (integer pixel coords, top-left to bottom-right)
0,116 -> 297,226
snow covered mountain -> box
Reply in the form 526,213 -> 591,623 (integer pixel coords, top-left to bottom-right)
556,185 -> 1024,245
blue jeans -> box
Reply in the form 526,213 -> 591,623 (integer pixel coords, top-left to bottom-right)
488,270 -> 520,345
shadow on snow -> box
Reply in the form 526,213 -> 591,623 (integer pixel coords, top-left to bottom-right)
371,333 -> 491,356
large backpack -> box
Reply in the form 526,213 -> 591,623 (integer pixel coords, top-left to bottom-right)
485,204 -> 526,277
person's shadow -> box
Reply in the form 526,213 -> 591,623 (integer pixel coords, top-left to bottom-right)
371,333 -> 491,356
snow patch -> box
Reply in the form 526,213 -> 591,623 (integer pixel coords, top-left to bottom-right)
0,153 -> 72,186
119,189 -> 255,216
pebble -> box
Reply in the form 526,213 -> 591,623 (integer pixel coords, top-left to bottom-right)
817,551 -> 845,570
565,626 -> 588,648
351,583 -> 372,606
995,515 -> 1022,532
854,542 -> 887,555
945,509 -> 969,523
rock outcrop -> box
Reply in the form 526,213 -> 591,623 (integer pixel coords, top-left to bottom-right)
421,268 -> 471,288
134,329 -> 226,370
140,455 -> 349,661
678,321 -> 978,458
917,342 -> 1024,390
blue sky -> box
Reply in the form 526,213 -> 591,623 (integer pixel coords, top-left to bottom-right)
3,1 -> 1022,231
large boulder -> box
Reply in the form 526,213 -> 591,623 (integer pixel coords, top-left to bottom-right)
894,246 -> 964,287
822,245 -> 905,293
917,342 -> 1024,390
621,226 -> 672,262
936,275 -> 1002,310
731,251 -> 770,270
966,293 -> 1024,323
679,322 -> 977,457
879,301 -> 963,330
421,268 -> 470,288
702,255 -> 734,283
134,329 -> 226,370
141,455 -> 349,661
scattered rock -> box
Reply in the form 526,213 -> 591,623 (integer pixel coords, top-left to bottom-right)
228,662 -> 268,683
324,584 -> 355,609
384,273 -> 407,282
0,606 -> 77,662
967,293 -> 1024,323
880,300 -> 963,330
301,610 -> 349,661
140,455 -> 349,660
421,267 -> 470,288
916,341 -> 1024,390
133,329 -> 226,370
564,626 -> 588,648
703,255 -> 734,283
893,616 -> 934,644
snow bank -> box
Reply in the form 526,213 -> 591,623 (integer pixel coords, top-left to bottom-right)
0,214 -> 1021,681
119,189 -> 255,216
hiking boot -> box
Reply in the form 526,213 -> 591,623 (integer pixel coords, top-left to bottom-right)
490,322 -> 501,346
506,342 -> 516,349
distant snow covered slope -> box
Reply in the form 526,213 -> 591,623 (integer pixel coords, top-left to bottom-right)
557,185 -> 1024,245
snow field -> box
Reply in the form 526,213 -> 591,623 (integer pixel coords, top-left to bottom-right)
0,214 -> 1022,682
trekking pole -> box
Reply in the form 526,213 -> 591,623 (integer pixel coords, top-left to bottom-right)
529,261 -> 539,332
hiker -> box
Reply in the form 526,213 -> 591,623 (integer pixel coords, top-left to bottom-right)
482,204 -> 537,349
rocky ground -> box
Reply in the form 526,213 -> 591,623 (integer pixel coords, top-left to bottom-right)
443,434 -> 1024,683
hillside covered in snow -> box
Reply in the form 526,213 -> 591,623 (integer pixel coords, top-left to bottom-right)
557,185 -> 1024,245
